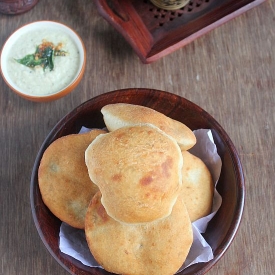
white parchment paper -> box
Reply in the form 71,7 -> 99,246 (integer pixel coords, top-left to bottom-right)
59,128 -> 222,271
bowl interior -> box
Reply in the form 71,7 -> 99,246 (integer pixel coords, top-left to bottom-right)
0,21 -> 85,99
30,88 -> 245,275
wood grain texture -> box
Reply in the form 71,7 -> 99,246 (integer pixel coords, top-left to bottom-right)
0,0 -> 274,274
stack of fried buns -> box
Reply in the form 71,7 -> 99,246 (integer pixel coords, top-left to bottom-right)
38,103 -> 214,275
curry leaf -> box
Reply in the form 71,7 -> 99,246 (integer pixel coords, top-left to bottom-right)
15,54 -> 44,68
14,41 -> 67,72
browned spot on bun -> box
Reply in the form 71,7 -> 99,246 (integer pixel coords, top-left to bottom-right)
140,175 -> 154,186
161,156 -> 173,178
112,173 -> 122,182
96,204 -> 109,223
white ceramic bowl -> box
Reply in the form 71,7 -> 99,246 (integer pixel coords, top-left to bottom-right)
0,21 -> 86,102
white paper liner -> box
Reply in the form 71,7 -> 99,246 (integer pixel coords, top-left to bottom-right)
59,128 -> 222,271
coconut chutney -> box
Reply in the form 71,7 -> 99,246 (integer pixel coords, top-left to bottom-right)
6,28 -> 80,96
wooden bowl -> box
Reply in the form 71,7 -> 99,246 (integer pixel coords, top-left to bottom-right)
0,21 -> 86,102
0,0 -> 39,15
30,88 -> 245,275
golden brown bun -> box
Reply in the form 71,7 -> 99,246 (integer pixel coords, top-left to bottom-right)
38,129 -> 106,229
85,124 -> 183,223
180,151 -> 214,222
85,191 -> 193,275
101,103 -> 196,150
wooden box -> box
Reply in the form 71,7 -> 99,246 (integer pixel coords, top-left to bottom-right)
95,0 -> 266,63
